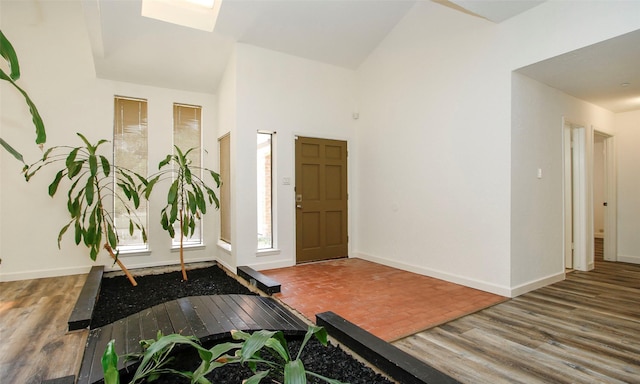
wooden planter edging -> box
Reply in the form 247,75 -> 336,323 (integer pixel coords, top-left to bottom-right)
237,266 -> 281,294
68,265 -> 104,331
76,294 -> 308,384
316,311 -> 461,384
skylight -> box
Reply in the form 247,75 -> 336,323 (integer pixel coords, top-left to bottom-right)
141,0 -> 222,32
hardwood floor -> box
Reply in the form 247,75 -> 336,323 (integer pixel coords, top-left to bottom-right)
394,238 -> 640,384
0,274 -> 88,383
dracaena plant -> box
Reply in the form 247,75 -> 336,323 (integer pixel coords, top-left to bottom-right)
102,326 -> 348,384
24,133 -> 147,286
143,146 -> 220,281
0,29 -> 46,163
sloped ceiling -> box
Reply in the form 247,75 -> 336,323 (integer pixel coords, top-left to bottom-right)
82,0 -> 640,113
83,0 -> 416,93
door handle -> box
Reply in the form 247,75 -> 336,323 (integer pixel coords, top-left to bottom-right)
296,204 -> 303,209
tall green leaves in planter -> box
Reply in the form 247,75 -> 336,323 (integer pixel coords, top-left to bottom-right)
144,146 -> 220,281
0,30 -> 46,162
24,133 -> 146,286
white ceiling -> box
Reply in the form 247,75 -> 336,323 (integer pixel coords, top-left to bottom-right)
83,0 -> 640,113
516,29 -> 640,113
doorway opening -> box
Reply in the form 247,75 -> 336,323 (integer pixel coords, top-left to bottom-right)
563,120 -> 617,272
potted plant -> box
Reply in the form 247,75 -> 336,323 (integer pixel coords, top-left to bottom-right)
143,146 -> 220,281
0,29 -> 46,162
24,133 -> 147,286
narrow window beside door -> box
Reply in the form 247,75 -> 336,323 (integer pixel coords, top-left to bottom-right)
257,131 -> 273,249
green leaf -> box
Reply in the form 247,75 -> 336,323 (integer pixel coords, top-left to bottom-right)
74,220 -> 82,245
144,175 -> 160,199
284,359 -> 307,384
129,220 -> 134,236
66,147 -> 79,168
297,326 -> 327,361
85,177 -> 94,205
184,167 -> 192,184
68,161 -> 83,179
188,191 -> 197,214
89,154 -> 97,176
0,137 -> 24,163
90,244 -> 98,261
159,154 -> 172,169
169,202 -> 178,225
0,30 -> 21,80
168,179 -> 179,204
238,330 -> 279,364
0,32 -> 46,146
209,170 -> 221,188
107,223 -> 117,249
100,155 -> 111,177
243,370 -> 270,384
101,340 -> 120,384
77,133 -> 93,153
57,221 -> 72,249
48,170 -> 65,196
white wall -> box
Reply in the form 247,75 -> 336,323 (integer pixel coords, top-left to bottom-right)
355,0 -> 640,296
511,73 -> 614,293
224,43 -> 357,271
0,1 -> 219,281
615,110 -> 640,264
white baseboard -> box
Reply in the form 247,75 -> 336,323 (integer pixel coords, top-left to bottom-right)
215,258 -> 236,274
0,265 -> 91,282
246,259 -> 296,271
509,272 -> 565,297
618,254 -> 640,264
354,251 -> 512,297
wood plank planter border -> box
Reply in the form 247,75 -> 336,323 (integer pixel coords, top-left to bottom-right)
237,266 -> 281,294
68,266 -> 104,331
316,311 -> 460,384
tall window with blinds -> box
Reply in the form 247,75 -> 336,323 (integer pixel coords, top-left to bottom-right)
219,134 -> 231,244
114,96 -> 148,251
173,103 -> 203,246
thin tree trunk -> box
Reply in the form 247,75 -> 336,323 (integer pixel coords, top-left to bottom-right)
104,243 -> 138,286
180,209 -> 187,281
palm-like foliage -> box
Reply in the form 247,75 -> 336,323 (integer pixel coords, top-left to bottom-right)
0,29 -> 46,163
144,146 -> 220,281
24,133 -> 146,286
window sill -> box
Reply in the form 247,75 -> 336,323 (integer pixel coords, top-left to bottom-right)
116,248 -> 152,257
217,240 -> 232,253
171,244 -> 206,252
256,248 -> 281,257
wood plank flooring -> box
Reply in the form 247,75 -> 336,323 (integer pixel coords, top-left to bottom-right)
0,274 -> 88,384
394,239 -> 640,384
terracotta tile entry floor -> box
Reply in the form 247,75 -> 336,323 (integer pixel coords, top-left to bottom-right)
262,258 -> 507,342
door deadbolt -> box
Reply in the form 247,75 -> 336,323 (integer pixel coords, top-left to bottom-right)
296,194 -> 303,203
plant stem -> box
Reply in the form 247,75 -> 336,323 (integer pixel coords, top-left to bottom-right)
104,243 -> 138,286
96,179 -> 138,286
179,207 -> 187,281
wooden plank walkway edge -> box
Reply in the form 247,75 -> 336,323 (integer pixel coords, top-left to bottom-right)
316,311 -> 460,384
77,294 -> 309,384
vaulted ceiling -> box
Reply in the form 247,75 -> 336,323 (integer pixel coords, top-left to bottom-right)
82,0 -> 640,113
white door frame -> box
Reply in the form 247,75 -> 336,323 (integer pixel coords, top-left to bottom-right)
563,124 -> 574,269
571,125 -> 589,271
597,131 -> 617,261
